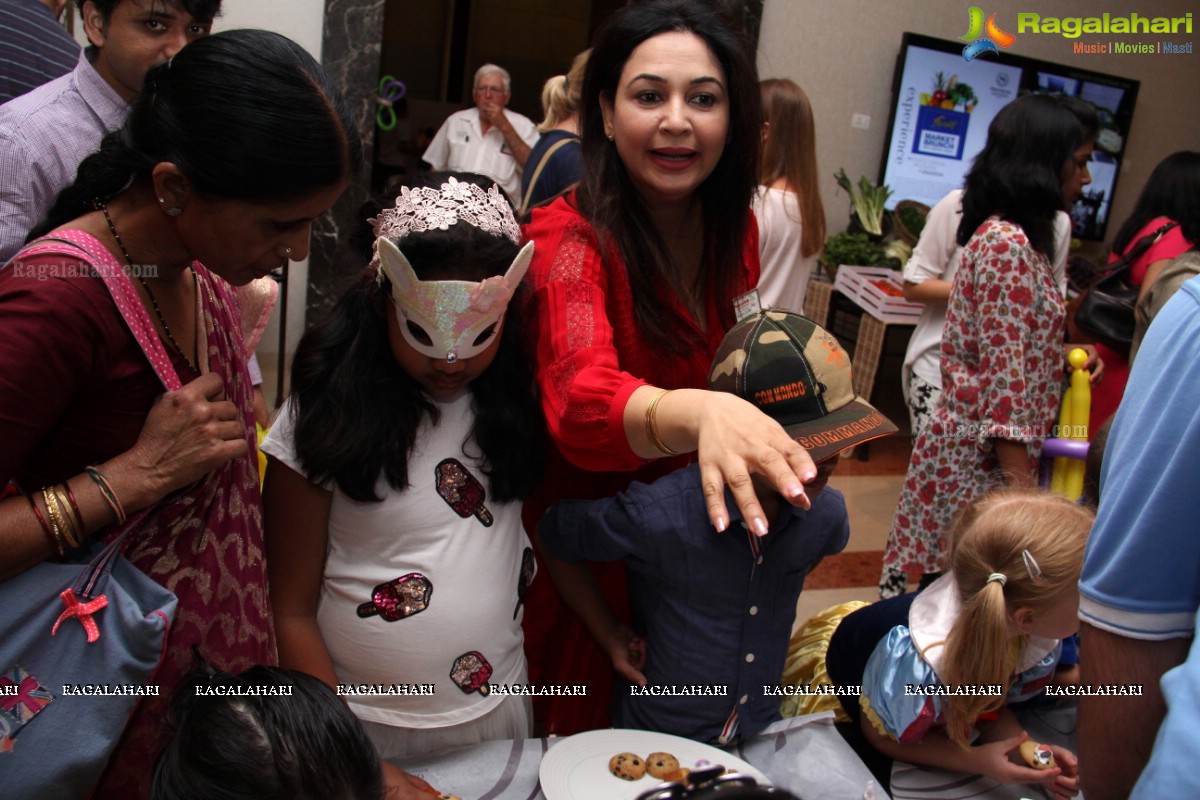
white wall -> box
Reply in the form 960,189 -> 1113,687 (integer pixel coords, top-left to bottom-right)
213,0 -> 324,55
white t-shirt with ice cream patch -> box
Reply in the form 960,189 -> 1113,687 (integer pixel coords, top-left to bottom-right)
262,392 -> 530,727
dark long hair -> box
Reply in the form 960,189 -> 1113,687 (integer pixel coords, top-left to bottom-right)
577,0 -> 761,352
1111,150 -> 1200,254
289,173 -> 545,503
151,665 -> 383,800
31,28 -> 362,239
957,93 -> 1097,256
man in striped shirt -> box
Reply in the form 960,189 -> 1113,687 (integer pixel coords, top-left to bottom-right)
0,0 -> 79,105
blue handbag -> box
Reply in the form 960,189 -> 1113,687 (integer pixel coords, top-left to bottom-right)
0,529 -> 178,799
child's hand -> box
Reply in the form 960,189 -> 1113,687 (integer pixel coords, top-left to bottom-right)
382,762 -> 438,799
973,732 -> 1077,798
603,623 -> 647,687
1046,745 -> 1081,798
1064,342 -> 1104,383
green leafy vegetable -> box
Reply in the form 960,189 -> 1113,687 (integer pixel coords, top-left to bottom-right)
822,231 -> 890,276
834,169 -> 893,237
897,204 -> 927,239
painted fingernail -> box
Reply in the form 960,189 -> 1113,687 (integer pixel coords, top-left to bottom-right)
753,517 -> 768,537
801,469 -> 817,482
798,493 -> 812,511
714,515 -> 727,533
786,482 -> 804,498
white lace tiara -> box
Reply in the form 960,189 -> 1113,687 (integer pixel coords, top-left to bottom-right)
371,176 -> 521,246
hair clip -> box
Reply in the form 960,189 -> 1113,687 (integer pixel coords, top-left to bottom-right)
1022,549 -> 1043,583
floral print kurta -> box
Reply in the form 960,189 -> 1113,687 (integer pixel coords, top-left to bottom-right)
885,218 -> 1066,575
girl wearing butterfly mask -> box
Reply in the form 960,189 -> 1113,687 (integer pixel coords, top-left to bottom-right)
262,173 -> 545,799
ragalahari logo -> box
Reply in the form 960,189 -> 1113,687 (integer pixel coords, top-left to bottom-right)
960,6 -> 1016,62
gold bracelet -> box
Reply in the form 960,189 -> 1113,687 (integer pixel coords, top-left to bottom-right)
44,485 -> 80,549
40,487 -> 67,558
644,389 -> 681,457
50,484 -> 83,549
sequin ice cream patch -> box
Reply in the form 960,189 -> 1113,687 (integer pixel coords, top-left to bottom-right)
435,459 -> 493,526
449,651 -> 493,695
356,573 -> 433,621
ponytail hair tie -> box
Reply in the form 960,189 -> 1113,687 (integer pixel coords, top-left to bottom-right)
986,572 -> 1007,586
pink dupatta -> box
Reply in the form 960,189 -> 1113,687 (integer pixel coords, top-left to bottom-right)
17,231 -> 274,798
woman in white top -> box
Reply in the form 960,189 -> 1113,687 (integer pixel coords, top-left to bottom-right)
753,78 -> 826,313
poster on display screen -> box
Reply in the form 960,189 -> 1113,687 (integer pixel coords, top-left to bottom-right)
879,33 -> 1139,242
883,44 -> 1020,210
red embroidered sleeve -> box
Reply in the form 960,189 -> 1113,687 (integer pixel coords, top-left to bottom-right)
524,206 -> 646,472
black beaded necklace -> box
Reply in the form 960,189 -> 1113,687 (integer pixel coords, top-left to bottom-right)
95,199 -> 197,372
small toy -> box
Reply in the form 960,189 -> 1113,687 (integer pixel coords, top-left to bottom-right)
1019,739 -> 1056,770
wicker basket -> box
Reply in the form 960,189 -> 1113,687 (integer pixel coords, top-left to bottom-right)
893,200 -> 931,246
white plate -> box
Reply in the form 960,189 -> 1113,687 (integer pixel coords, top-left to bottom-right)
538,729 -> 771,800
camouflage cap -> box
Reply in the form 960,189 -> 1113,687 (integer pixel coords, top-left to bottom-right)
708,310 -> 898,463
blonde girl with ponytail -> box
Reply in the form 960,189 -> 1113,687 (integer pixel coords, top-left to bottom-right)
814,489 -> 1091,798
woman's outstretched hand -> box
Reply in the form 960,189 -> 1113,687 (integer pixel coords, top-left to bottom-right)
630,387 -> 815,534
694,391 -> 815,533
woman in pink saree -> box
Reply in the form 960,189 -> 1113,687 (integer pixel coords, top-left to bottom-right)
0,30 -> 361,797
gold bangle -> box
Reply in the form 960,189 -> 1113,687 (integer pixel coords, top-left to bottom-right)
644,389 -> 681,457
40,487 -> 67,558
51,484 -> 83,548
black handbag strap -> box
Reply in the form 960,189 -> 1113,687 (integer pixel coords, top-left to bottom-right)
1093,221 -> 1178,283
74,531 -> 130,599
72,509 -> 150,600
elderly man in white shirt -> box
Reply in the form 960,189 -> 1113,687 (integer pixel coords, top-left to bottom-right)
422,64 -> 538,205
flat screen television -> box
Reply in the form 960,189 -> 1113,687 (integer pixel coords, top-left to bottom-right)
879,33 -> 1140,241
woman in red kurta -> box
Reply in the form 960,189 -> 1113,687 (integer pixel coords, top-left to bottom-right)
521,0 -> 817,734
